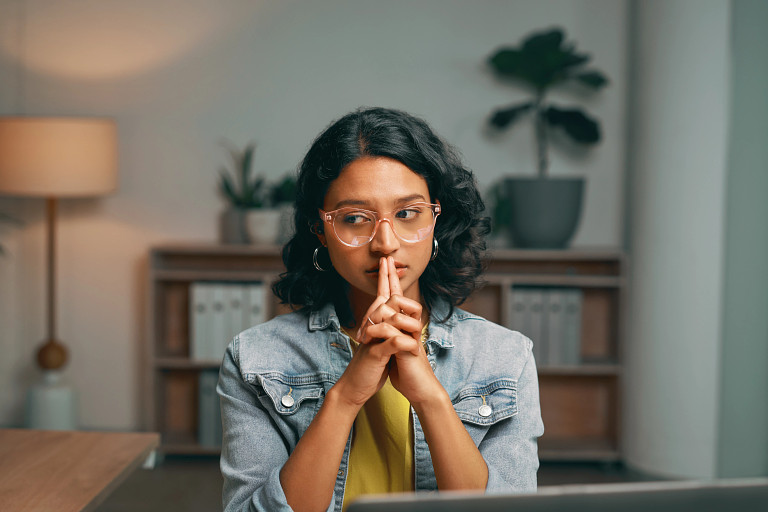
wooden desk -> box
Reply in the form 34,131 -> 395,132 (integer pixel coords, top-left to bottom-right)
0,429 -> 159,512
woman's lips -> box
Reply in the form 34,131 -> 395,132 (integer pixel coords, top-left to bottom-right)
366,265 -> 407,278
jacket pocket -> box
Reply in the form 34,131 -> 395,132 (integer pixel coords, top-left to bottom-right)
246,372 -> 327,441
452,378 -> 518,427
253,373 -> 325,415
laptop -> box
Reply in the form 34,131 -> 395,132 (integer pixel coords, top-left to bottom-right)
346,478 -> 768,512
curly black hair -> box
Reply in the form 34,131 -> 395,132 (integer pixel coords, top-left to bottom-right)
272,107 -> 490,325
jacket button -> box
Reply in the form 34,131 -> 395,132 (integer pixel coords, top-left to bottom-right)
281,395 -> 295,407
478,404 -> 492,417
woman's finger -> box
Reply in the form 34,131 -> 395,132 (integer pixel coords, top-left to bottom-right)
368,333 -> 421,358
384,294 -> 422,321
360,312 -> 421,343
387,256 -> 403,297
377,256 -> 390,299
355,295 -> 388,340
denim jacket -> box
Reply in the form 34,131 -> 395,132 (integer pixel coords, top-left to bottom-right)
217,299 -> 544,512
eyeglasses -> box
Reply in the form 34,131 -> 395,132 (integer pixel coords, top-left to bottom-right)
319,202 -> 441,247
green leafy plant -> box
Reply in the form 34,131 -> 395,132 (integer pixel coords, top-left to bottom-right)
218,142 -> 267,209
217,142 -> 297,209
487,27 -> 609,177
269,175 -> 298,206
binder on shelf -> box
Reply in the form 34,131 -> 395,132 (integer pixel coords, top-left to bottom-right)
244,283 -> 266,331
190,282 -> 213,361
509,288 -> 530,355
510,288 -> 547,365
545,290 -> 566,366
198,369 -> 222,448
562,289 -> 583,365
208,285 -> 228,361
223,284 -> 246,356
528,288 -> 547,365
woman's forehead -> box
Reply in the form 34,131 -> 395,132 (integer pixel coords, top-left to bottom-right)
323,156 -> 430,209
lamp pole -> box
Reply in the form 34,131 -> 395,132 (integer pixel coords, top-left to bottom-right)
37,197 -> 68,370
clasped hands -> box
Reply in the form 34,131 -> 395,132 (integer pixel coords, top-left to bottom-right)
336,256 -> 441,409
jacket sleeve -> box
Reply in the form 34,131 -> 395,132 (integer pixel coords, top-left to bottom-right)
217,336 -> 294,511
481,342 -> 544,493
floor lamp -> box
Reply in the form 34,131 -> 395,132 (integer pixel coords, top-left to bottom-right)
0,117 -> 117,429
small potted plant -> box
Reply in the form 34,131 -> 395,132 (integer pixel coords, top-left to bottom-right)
486,27 -> 608,248
218,142 -> 295,245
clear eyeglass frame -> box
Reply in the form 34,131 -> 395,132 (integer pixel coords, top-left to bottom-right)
319,202 -> 441,247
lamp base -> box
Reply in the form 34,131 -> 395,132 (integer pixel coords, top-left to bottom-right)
26,371 -> 78,430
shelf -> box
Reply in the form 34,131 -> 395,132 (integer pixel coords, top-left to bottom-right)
483,273 -> 623,288
538,438 -> 621,462
146,245 -> 627,463
538,365 -> 621,376
154,269 -> 281,282
161,444 -> 221,456
154,358 -> 222,370
488,247 -> 625,261
507,275 -> 624,288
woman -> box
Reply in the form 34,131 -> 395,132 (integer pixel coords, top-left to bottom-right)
218,107 -> 544,512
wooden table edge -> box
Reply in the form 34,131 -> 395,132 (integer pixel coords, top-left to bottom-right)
81,432 -> 160,512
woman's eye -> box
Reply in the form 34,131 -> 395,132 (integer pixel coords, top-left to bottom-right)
395,207 -> 421,220
342,212 -> 371,225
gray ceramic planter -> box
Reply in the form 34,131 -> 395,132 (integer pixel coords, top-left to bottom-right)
503,177 -> 585,249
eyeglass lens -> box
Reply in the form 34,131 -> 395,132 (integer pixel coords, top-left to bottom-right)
333,204 -> 436,246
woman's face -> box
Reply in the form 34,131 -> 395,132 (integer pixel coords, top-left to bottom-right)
318,156 -> 435,306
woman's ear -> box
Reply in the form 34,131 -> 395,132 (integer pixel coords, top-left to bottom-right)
310,221 -> 327,247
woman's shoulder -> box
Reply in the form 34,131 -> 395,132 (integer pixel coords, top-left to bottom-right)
447,307 -> 533,353
232,309 -> 327,372
433,307 -> 535,378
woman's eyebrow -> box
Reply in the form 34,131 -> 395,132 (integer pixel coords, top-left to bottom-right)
396,194 -> 428,205
333,194 -> 427,210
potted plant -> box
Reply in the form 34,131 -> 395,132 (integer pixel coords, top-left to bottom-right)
486,27 -> 608,248
218,142 -> 296,245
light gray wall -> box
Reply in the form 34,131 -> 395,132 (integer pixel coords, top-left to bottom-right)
716,0 -> 768,478
623,0 -> 731,479
0,0 -> 628,429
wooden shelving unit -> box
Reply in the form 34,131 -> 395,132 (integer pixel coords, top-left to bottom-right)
146,244 -> 627,462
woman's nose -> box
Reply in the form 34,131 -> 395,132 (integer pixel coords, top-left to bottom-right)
369,218 -> 400,254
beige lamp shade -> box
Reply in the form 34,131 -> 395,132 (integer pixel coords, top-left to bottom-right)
0,117 -> 117,197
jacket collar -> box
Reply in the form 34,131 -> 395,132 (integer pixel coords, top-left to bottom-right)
308,298 -> 456,350
425,299 -> 455,350
308,302 -> 341,332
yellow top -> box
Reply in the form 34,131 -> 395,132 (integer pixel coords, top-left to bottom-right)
340,324 -> 429,511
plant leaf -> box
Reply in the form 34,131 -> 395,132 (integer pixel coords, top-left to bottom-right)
489,101 -> 534,129
240,143 -> 256,198
545,106 -> 601,145
488,27 -> 603,91
488,48 -> 523,75
573,70 -> 609,89
219,171 -> 238,205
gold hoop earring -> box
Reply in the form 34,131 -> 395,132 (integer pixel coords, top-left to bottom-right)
313,247 -> 330,272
